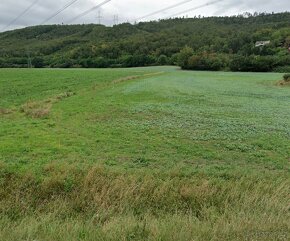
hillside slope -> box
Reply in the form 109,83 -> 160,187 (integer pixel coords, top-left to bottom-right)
0,12 -> 289,69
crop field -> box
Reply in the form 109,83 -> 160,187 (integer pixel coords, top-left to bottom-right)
0,66 -> 289,240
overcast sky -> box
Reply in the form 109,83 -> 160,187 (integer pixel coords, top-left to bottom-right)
0,0 -> 289,32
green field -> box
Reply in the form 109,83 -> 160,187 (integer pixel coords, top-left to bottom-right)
0,67 -> 289,240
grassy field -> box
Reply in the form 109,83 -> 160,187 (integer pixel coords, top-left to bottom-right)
0,67 -> 289,240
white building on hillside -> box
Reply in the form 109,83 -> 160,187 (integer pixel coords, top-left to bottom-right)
255,41 -> 271,47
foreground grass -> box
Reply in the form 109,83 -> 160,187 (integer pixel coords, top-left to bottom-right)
0,67 -> 289,240
0,164 -> 289,241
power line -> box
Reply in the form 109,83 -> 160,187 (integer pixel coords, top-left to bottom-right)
134,0 -> 195,22
66,0 -> 112,24
167,0 -> 223,18
1,0 -> 40,32
41,0 -> 80,25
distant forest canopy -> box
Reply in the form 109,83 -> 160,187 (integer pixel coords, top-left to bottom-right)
0,12 -> 289,72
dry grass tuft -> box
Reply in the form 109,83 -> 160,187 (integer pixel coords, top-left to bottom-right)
0,108 -> 12,115
112,72 -> 165,84
277,80 -> 290,86
55,91 -> 76,101
19,91 -> 75,118
112,75 -> 140,84
20,101 -> 51,118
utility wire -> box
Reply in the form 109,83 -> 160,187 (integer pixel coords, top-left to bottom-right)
167,0 -> 223,18
66,0 -> 112,24
134,0 -> 195,22
41,0 -> 80,25
1,0 -> 40,32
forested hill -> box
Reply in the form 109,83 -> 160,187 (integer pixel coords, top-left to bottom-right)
0,12 -> 289,71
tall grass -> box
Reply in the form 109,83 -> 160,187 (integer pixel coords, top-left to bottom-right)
0,163 -> 289,240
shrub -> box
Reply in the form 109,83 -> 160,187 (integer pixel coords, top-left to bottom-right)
283,73 -> 290,82
32,57 -> 45,68
121,54 -> 156,67
157,55 -> 169,65
273,66 -> 290,73
230,55 -> 276,72
188,53 -> 226,71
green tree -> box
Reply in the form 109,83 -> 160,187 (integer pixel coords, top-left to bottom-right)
177,46 -> 194,69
